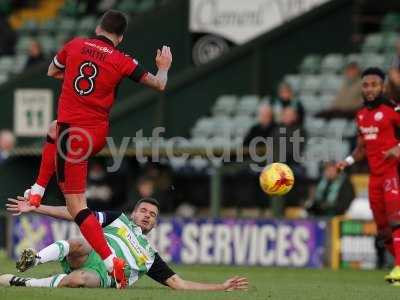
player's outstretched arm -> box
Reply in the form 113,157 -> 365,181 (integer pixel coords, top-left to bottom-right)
140,46 -> 172,91
164,274 -> 248,291
6,196 -> 73,220
337,135 -> 365,170
47,62 -> 64,80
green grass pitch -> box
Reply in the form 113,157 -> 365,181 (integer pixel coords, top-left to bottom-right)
0,252 -> 399,300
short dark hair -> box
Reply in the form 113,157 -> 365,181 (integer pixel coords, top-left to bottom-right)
99,10 -> 128,36
362,67 -> 386,81
134,197 -> 160,212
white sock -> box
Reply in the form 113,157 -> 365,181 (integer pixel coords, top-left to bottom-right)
103,254 -> 116,273
26,274 -> 67,288
31,183 -> 45,197
37,240 -> 70,264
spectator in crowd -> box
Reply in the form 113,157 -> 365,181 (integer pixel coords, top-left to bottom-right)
86,161 -> 113,210
387,39 -> 400,103
136,176 -> 155,198
25,40 -> 45,69
272,107 -> 306,164
271,82 -> 305,125
86,160 -> 128,210
308,161 -> 355,216
122,176 -> 156,213
390,37 -> 400,70
317,62 -> 362,118
243,102 -> 276,146
0,129 -> 15,164
273,107 -> 307,210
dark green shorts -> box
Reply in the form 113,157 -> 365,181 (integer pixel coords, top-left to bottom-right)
60,250 -> 112,288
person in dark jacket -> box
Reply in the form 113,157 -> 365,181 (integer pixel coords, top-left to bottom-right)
272,82 -> 305,125
243,102 -> 276,146
308,161 -> 355,216
25,40 -> 45,69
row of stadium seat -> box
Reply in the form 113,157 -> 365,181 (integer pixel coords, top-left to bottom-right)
192,115 -> 255,139
18,16 -> 96,36
212,95 -> 267,117
154,136 -> 352,179
381,13 -> 400,32
304,117 -> 357,138
299,52 -> 393,74
0,55 -> 28,76
362,32 -> 398,53
192,92 -> 357,138
285,73 -> 343,94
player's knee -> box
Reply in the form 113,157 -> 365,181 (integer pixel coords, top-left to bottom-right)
59,272 -> 86,288
68,239 -> 84,254
48,120 -> 57,140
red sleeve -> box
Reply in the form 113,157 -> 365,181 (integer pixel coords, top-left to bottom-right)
120,54 -> 148,82
393,107 -> 400,125
53,38 -> 75,70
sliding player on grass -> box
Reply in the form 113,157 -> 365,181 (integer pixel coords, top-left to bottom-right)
1,197 -> 248,291
22,10 -> 172,288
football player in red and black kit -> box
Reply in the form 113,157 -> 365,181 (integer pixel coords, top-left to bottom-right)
338,67 -> 400,283
22,10 -> 172,288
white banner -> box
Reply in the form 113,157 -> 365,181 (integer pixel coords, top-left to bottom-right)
190,0 -> 331,44
13,89 -> 53,137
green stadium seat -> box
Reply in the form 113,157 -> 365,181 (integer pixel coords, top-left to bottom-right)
324,139 -> 350,160
188,157 -> 209,170
283,74 -> 302,92
38,35 -> 56,55
18,20 -> 38,34
343,120 -> 357,137
319,92 -> 336,109
299,54 -> 321,74
236,95 -> 259,116
55,33 -> 70,49
137,0 -> 156,12
118,0 -> 140,13
0,73 -> 9,85
304,160 -> 320,179
0,56 -> 15,73
16,36 -> 32,54
190,136 -> 208,148
304,117 -> 326,136
345,53 -> 362,65
320,74 -> 342,93
59,0 -> 81,17
300,93 -> 322,115
362,33 -> 384,53
382,32 -> 398,53
209,136 -> 234,149
300,75 -> 321,93
320,54 -> 345,74
361,53 -> 385,69
77,16 -> 96,36
232,115 -> 254,139
191,117 -> 215,138
213,118 -> 234,138
12,54 -> 27,74
384,54 -> 394,71
212,95 -> 237,116
381,13 -> 400,32
58,17 -> 77,34
38,19 -> 57,34
326,119 -> 347,137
